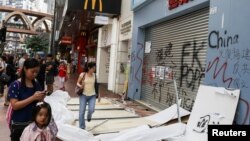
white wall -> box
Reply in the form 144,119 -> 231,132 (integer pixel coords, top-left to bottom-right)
108,18 -> 119,91
120,0 -> 133,41
100,24 -> 112,47
97,47 -> 110,83
97,25 -> 111,84
120,0 -> 133,19
114,0 -> 134,93
96,0 -> 134,92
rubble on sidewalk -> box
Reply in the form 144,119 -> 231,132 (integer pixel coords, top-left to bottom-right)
45,90 -> 190,141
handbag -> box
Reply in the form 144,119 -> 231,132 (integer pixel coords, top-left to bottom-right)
6,81 -> 20,128
0,73 -> 10,83
75,73 -> 86,96
6,104 -> 13,128
11,121 -> 31,133
75,86 -> 83,96
94,73 -> 99,98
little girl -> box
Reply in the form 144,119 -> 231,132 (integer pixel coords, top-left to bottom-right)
58,61 -> 67,90
20,102 -> 57,141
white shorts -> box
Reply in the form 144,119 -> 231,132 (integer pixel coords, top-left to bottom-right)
59,77 -> 65,83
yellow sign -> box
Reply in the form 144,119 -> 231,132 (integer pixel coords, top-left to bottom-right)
80,31 -> 86,36
84,0 -> 103,12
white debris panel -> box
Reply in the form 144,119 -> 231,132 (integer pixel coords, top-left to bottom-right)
45,90 -> 97,141
45,90 -> 188,141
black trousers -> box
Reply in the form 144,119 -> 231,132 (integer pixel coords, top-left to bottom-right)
10,122 -> 29,141
0,80 -> 5,94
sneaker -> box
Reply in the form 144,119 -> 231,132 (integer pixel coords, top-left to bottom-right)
87,115 -> 92,122
87,118 -> 91,122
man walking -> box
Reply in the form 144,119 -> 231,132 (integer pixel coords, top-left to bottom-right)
45,54 -> 55,95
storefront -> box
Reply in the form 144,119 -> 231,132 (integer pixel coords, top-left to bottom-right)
129,0 -> 210,110
61,0 -> 122,74
86,30 -> 98,63
96,0 -> 133,93
74,32 -> 87,73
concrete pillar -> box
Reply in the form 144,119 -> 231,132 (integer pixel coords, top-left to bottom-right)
108,18 -> 119,91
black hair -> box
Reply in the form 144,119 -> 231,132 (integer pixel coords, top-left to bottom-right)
22,53 -> 27,57
47,54 -> 53,58
1,56 -> 7,61
21,58 -> 40,87
85,62 -> 96,72
32,102 -> 52,127
7,56 -> 14,64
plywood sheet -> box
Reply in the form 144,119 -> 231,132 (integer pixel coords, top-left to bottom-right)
185,85 -> 240,141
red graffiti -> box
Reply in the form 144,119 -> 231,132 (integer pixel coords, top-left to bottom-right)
206,57 -> 233,88
135,43 -> 144,83
148,71 -> 154,86
142,57 -> 154,86
142,69 -> 154,86
142,67 -> 147,84
169,0 -> 191,10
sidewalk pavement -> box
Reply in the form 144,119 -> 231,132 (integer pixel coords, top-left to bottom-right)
0,96 -> 10,141
63,73 -> 156,117
0,73 -> 156,140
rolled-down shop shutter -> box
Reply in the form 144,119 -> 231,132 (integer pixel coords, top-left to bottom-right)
142,7 -> 209,111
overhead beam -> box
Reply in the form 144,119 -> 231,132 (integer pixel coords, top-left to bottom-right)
0,6 -> 53,18
7,28 -> 38,35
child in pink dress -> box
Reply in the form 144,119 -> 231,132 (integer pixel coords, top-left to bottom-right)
20,102 -> 57,141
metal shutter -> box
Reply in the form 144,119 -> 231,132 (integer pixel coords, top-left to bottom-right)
142,7 -> 209,111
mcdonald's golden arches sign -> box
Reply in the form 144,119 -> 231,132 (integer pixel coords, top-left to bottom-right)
68,0 -> 121,15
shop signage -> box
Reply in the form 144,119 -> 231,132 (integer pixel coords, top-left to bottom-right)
120,18 -> 132,40
94,16 -> 109,25
168,0 -> 193,10
80,31 -> 87,36
121,20 -> 131,35
84,0 -> 121,14
60,36 -> 72,44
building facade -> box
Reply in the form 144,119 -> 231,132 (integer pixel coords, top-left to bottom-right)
128,0 -> 250,124
96,0 -> 133,94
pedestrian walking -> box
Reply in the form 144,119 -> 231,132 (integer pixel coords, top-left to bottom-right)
37,58 -> 46,90
45,54 -> 55,95
67,59 -> 72,78
0,56 -> 7,97
18,53 -> 28,70
77,62 -> 99,129
72,59 -> 77,73
8,58 -> 45,141
58,61 -> 67,90
5,56 -> 17,106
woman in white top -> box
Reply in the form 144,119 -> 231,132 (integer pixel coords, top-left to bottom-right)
76,62 -> 98,129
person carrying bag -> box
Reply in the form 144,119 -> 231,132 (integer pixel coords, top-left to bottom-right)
76,62 -> 99,129
75,73 -> 86,96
